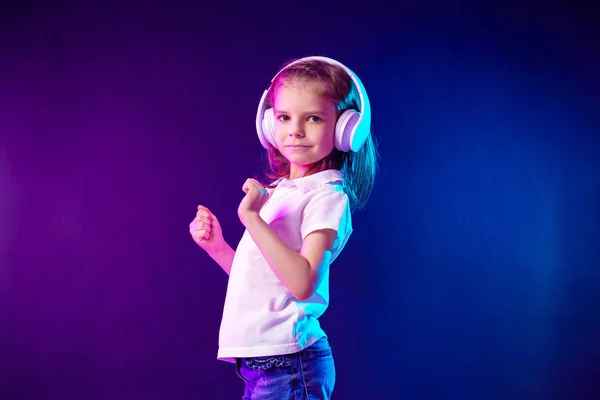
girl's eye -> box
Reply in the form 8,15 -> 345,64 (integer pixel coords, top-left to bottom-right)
277,115 -> 289,121
308,116 -> 321,122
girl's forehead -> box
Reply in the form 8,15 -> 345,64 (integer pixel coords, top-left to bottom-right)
274,81 -> 333,107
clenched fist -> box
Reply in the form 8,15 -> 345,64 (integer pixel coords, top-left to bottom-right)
189,205 -> 225,254
237,178 -> 270,226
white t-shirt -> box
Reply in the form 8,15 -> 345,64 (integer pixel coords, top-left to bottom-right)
217,169 -> 352,362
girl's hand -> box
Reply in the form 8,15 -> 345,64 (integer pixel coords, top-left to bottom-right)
189,205 -> 226,254
238,178 -> 269,227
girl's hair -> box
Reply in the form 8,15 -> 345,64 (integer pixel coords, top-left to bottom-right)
262,58 -> 378,211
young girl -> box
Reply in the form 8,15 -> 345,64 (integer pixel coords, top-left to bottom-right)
189,56 -> 377,399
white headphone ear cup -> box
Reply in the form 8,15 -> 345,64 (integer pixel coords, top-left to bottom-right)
335,109 -> 361,152
261,108 -> 278,149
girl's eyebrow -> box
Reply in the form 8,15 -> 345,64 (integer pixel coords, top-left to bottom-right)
274,109 -> 326,115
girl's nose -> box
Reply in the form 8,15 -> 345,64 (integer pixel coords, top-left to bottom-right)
288,122 -> 305,137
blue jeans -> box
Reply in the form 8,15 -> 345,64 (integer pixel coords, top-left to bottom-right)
235,337 -> 335,399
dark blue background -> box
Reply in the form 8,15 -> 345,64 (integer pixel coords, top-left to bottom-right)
1,1 -> 598,399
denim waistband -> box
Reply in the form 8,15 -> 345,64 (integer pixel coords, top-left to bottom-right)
305,336 -> 329,352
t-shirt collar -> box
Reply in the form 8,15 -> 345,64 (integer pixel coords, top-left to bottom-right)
275,169 -> 344,193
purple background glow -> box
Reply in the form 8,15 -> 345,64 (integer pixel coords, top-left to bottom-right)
1,2 -> 599,399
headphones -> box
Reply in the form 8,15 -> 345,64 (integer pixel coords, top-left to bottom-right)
255,56 -> 371,153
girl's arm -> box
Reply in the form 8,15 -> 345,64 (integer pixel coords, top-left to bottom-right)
242,213 -> 336,300
190,205 -> 235,275
207,242 -> 236,275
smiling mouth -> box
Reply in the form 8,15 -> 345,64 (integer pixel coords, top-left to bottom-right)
286,145 -> 310,148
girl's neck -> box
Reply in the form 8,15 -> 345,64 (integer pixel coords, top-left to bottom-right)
289,165 -> 311,180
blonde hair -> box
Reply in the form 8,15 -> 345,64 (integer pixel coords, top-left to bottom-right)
262,58 -> 378,211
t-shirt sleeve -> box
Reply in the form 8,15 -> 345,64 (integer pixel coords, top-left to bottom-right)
300,188 -> 353,261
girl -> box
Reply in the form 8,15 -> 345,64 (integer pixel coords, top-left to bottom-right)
189,56 -> 377,399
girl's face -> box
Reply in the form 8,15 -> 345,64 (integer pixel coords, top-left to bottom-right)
273,82 -> 338,179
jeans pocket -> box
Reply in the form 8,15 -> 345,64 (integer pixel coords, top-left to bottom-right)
235,358 -> 250,384
301,346 -> 332,360
246,355 -> 292,371
301,337 -> 333,360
